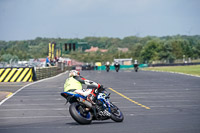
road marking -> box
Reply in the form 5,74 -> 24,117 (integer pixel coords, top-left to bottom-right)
1,103 -> 65,106
143,70 -> 200,78
0,71 -> 68,106
0,115 -> 70,119
6,92 -> 13,98
0,108 -> 67,111
108,88 -> 151,110
4,98 -> 63,101
0,84 -> 25,87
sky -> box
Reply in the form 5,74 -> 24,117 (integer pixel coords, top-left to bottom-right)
0,0 -> 200,41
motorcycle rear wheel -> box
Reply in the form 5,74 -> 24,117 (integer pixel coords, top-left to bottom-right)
69,102 -> 92,124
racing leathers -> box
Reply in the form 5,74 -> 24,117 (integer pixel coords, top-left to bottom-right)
64,75 -> 101,104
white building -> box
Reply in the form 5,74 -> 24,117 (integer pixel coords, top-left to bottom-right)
114,58 -> 133,65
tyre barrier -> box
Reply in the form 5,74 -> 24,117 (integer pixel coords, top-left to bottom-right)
0,67 -> 36,82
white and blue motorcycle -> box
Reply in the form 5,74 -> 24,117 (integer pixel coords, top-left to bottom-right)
61,88 -> 124,124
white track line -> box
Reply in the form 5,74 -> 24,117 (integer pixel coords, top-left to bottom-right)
143,70 -> 200,78
0,71 -> 68,106
0,108 -> 67,111
0,115 -> 70,119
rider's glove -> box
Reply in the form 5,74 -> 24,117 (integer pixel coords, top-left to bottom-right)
97,84 -> 103,89
98,84 -> 105,92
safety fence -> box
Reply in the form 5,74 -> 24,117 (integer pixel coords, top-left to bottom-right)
95,64 -> 148,70
35,66 -> 70,80
0,67 -> 35,82
0,65 -> 71,82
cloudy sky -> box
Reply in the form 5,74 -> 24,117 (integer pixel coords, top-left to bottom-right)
0,0 -> 200,41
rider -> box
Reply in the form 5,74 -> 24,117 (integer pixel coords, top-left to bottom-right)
64,70 -> 102,104
106,61 -> 110,66
114,61 -> 120,70
134,59 -> 138,69
105,61 -> 110,70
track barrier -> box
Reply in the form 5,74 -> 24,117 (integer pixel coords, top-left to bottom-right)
96,64 -> 148,70
35,66 -> 69,81
0,67 -> 36,82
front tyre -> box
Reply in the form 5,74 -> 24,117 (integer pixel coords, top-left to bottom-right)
110,104 -> 124,122
69,102 -> 92,124
116,68 -> 119,72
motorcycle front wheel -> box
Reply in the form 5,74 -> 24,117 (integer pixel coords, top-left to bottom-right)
116,68 -> 119,72
110,103 -> 124,122
69,102 -> 92,124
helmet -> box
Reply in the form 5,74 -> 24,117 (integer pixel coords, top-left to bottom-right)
69,70 -> 80,77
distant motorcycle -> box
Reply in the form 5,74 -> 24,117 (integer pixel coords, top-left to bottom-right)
114,63 -> 120,72
115,66 -> 119,72
61,88 -> 124,124
106,65 -> 110,72
134,64 -> 139,72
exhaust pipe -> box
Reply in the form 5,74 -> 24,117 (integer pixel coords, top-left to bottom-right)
78,97 -> 92,108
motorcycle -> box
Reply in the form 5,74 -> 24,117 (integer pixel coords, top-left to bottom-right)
134,64 -> 139,72
61,88 -> 124,124
115,66 -> 119,72
114,64 -> 120,72
106,65 -> 110,72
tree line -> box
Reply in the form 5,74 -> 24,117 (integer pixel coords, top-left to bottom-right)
0,35 -> 200,64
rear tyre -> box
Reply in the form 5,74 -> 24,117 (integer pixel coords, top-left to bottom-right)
69,102 -> 92,124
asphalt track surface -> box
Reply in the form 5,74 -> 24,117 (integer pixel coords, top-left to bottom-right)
0,70 -> 200,133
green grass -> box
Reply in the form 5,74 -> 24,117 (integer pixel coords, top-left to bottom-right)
143,65 -> 200,76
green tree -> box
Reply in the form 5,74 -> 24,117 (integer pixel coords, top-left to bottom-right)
1,54 -> 19,63
159,42 -> 175,63
170,40 -> 184,59
140,40 -> 162,63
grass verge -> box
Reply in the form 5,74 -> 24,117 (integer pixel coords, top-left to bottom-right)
142,65 -> 200,76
